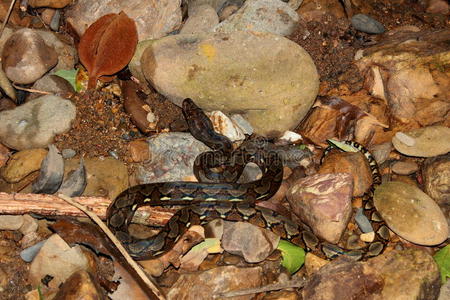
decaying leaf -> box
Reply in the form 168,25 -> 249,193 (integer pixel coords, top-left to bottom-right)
78,11 -> 138,89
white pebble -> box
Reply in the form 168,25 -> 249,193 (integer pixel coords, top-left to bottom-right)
395,132 -> 416,146
279,131 -> 303,143
360,231 -> 375,243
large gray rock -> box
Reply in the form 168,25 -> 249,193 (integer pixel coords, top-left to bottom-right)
65,0 -> 182,41
0,95 -> 76,150
139,31 -> 319,137
214,0 -> 299,36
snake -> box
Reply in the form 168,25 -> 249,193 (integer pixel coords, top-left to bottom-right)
106,98 -> 389,261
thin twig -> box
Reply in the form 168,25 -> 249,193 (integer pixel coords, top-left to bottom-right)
12,84 -> 51,95
57,194 -> 166,300
0,0 -> 17,40
215,278 -> 306,298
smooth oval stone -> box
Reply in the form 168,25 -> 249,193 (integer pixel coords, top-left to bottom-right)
374,181 -> 448,246
351,14 -> 385,34
139,31 -> 319,137
392,126 -> 450,157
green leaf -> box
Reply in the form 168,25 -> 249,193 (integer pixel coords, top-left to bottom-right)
189,238 -> 222,254
434,245 -> 450,284
277,240 -> 305,274
327,139 -> 358,152
53,69 -> 81,92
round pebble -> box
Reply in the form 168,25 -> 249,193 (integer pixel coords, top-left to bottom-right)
392,161 -> 419,175
61,148 -> 76,159
374,181 -> 448,246
351,14 -> 386,34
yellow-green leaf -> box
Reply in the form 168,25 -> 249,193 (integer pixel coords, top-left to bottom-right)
54,69 -> 81,92
278,240 -> 305,274
434,245 -> 450,284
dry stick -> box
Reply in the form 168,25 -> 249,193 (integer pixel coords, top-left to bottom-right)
13,84 -> 51,95
57,194 -> 166,300
0,0 -> 17,40
215,278 -> 306,298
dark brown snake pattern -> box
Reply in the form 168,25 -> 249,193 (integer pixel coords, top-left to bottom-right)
106,99 -> 387,261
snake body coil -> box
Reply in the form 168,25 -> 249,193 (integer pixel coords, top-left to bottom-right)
107,99 -> 387,261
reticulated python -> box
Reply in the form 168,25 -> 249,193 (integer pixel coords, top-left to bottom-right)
107,99 -> 388,261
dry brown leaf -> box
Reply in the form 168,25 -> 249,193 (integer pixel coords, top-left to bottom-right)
78,11 -> 138,89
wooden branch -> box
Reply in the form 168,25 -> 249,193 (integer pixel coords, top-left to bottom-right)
0,192 -> 176,226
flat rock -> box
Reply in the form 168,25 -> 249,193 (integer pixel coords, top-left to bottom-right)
391,160 -> 419,175
65,0 -> 182,41
392,126 -> 450,157
181,4 -> 219,34
286,173 -> 353,244
167,265 -> 263,300
0,215 -> 24,230
214,0 -> 299,36
0,95 -> 76,150
64,157 -> 128,200
136,132 -> 210,183
374,181 -> 449,245
1,28 -> 58,84
139,31 -> 319,137
1,148 -> 47,183
221,221 -> 279,263
29,234 -> 89,289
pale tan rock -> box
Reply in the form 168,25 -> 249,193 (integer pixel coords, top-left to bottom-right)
1,148 -> 47,183
64,157 -> 128,200
29,234 -> 89,289
181,4 -> 219,34
139,31 -> 319,137
392,126 -> 450,157
304,252 -> 328,275
374,181 -> 448,245
0,215 -> 24,230
65,0 -> 182,41
167,265 -> 263,300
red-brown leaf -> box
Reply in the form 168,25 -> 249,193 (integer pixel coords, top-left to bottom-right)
78,11 -> 138,89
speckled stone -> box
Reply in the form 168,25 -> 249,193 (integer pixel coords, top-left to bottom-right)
374,181 -> 448,246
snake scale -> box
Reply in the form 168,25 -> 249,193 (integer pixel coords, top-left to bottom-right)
106,99 -> 389,261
